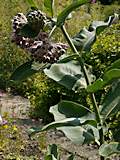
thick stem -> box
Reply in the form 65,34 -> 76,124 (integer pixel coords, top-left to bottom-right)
61,25 -> 105,152
61,25 -> 101,122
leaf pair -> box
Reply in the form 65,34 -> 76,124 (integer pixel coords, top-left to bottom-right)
29,100 -> 99,145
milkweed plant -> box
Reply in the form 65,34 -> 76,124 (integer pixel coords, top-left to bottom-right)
11,0 -> 120,159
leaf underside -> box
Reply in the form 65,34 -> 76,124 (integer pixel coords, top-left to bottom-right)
44,60 -> 94,92
72,14 -> 119,51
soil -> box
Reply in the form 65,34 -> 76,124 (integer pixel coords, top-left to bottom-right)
0,91 -> 119,160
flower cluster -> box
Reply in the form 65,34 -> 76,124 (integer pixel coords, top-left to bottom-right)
11,10 -> 68,64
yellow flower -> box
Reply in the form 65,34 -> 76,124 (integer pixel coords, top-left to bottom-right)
13,125 -> 18,132
3,124 -> 8,129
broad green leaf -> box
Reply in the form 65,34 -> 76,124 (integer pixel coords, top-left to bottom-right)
42,118 -> 97,131
56,125 -> 99,144
72,27 -> 96,51
87,59 -> 120,93
28,112 -> 97,135
57,0 -> 89,26
44,61 -> 94,91
58,100 -> 92,117
42,117 -> 99,144
10,61 -> 38,81
99,142 -> 120,157
72,14 -> 119,51
100,80 -> 120,120
47,101 -> 99,145
103,69 -> 120,82
92,13 -> 119,34
50,100 -> 93,120
26,0 -> 38,9
44,0 -> 54,17
87,79 -> 104,93
29,124 -> 99,144
87,69 -> 120,92
29,100 -> 99,144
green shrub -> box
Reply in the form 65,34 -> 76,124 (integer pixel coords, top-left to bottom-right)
24,73 -> 60,123
22,73 -> 87,123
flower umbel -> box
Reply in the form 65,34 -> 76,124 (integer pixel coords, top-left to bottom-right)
11,10 -> 68,64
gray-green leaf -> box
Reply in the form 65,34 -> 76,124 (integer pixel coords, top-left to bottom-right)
87,68 -> 120,92
47,144 -> 58,159
44,60 -> 94,91
47,101 -> 99,145
53,100 -> 92,119
10,61 -> 38,81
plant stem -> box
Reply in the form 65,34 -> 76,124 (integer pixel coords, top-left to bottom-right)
49,25 -> 57,38
61,25 -> 101,121
61,25 -> 105,152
